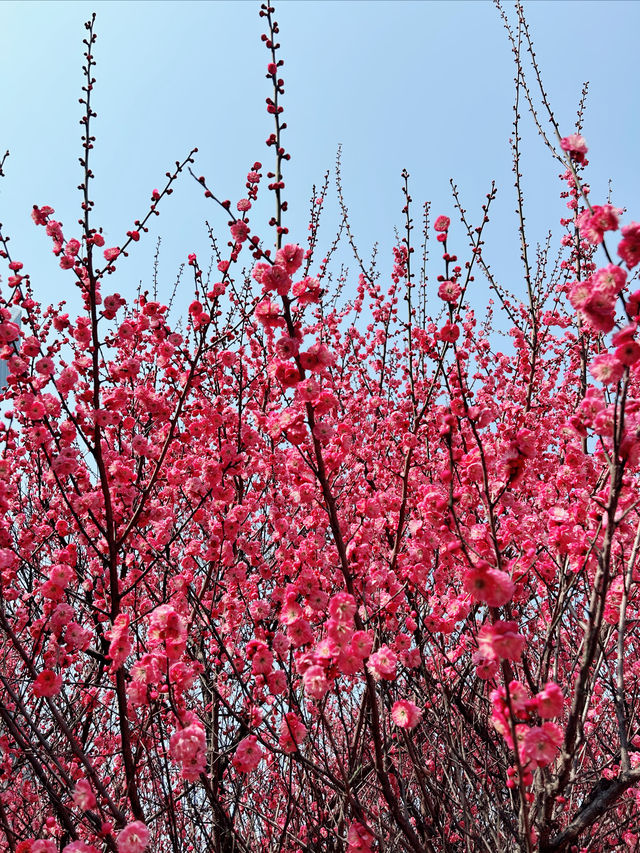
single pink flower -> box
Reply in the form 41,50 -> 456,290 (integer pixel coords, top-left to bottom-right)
275,243 -> 304,274
350,630 -> 373,659
230,220 -> 250,243
589,353 -> 624,385
477,621 -> 526,662
560,133 -> 588,163
522,722 -> 563,768
616,340 -> 640,366
463,566 -> 514,607
303,664 -> 330,699
391,699 -> 422,729
367,645 -> 397,681
328,591 -> 357,623
438,279 -> 461,304
287,617 -> 313,647
33,669 -> 62,698
72,779 -> 96,810
232,735 -> 264,772
116,821 -> 149,853
534,682 -> 564,719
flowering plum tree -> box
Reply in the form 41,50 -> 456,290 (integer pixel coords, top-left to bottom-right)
1,3 -> 640,852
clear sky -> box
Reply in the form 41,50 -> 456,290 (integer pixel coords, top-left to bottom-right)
1,1 -> 639,321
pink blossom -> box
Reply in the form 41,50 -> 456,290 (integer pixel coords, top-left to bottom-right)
279,712 -> 307,753
612,323 -> 637,347
262,264 -> 291,295
312,421 -> 334,443
582,288 -> 617,333
170,723 -> 207,781
35,356 -> 54,376
490,687 -> 517,745
275,243 -> 304,274
32,842 -> 57,853
350,630 -> 373,659
247,639 -> 274,675
116,821 -> 149,853
128,653 -> 164,706
534,682 -> 564,719
299,343 -> 334,372
347,821 -> 375,853
255,299 -> 285,329
273,360 -> 302,388
590,353 -> 624,385
46,220 -> 63,241
593,263 -> 627,296
303,664 -> 330,699
272,631 -> 290,655
507,680 -> 530,715
106,613 -> 132,671
328,591 -> 357,623
0,320 -> 20,344
568,280 -> 590,311
472,651 -> 499,680
367,645 -> 397,681
477,621 -> 526,662
275,335 -> 300,359
391,699 -> 422,729
230,220 -> 250,243
232,735 -> 264,772
439,321 -> 459,342
522,722 -> 563,768
63,843 -> 99,853
292,276 -> 322,305
72,779 -> 96,810
616,340 -> 640,366
148,604 -> 187,661
618,222 -> 640,269
103,247 -> 120,262
337,649 -> 361,675
48,563 -> 74,589
560,133 -> 588,163
577,204 -> 620,244
327,617 -> 354,647
267,669 -> 287,695
31,204 -> 55,225
33,669 -> 62,698
434,215 -> 450,232
169,661 -> 201,692
287,617 -> 313,647
438,279 -> 461,304
463,566 -> 514,607
280,595 -> 302,625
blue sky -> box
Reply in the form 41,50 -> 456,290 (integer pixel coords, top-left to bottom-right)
1,1 -> 639,321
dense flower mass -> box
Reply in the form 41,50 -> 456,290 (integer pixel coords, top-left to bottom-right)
1,4 -> 640,853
